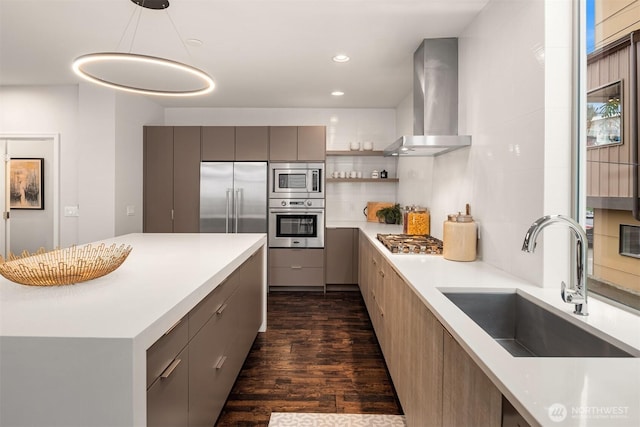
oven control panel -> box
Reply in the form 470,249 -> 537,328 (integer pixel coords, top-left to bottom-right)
269,199 -> 325,209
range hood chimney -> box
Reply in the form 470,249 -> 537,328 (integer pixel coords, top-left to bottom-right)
384,38 -> 471,157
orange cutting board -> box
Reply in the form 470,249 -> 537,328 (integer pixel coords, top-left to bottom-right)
366,202 -> 394,222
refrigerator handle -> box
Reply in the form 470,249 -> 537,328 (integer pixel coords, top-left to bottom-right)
234,188 -> 241,233
225,188 -> 232,233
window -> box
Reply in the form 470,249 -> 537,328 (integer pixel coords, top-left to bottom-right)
619,225 -> 640,258
583,0 -> 640,310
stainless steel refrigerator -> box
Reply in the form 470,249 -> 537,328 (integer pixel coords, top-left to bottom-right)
200,162 -> 267,233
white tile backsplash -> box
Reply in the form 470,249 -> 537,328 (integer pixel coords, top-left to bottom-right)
326,182 -> 397,222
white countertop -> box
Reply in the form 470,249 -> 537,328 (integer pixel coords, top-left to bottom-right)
0,232 -> 267,427
0,233 -> 266,346
329,220 -> 640,427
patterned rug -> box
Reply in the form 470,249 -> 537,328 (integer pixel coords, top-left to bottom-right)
268,413 -> 407,427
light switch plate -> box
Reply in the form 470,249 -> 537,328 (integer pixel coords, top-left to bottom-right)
64,206 -> 79,217
126,205 -> 135,216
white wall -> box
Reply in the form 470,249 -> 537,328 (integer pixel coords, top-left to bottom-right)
165,107 -> 397,221
115,93 -> 164,236
0,84 -> 164,246
77,84 -> 117,243
0,86 -> 80,247
397,0 -> 573,287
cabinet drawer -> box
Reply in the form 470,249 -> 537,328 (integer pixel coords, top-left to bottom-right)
188,271 -> 240,339
147,346 -> 189,427
269,248 -> 324,268
146,317 -> 188,389
188,293 -> 238,427
270,266 -> 324,286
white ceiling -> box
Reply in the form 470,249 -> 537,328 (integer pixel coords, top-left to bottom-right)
0,0 -> 488,108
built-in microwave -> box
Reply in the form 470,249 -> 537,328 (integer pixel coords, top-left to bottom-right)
269,162 -> 324,199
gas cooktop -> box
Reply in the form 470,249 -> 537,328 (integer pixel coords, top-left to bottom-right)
377,234 -> 443,255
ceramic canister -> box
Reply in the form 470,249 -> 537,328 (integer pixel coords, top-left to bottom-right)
443,212 -> 477,261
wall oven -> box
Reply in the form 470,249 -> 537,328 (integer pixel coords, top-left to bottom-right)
268,199 -> 325,248
269,162 -> 324,199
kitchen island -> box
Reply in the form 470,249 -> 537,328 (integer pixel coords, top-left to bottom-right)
328,220 -> 640,427
0,233 -> 267,427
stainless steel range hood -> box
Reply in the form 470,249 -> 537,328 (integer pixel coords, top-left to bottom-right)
384,38 -> 471,157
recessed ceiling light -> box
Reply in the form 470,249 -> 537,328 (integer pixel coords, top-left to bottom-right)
185,38 -> 203,47
332,54 -> 350,63
331,91 -> 344,96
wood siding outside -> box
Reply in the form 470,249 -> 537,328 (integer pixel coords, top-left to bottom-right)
587,43 -> 638,198
594,0 -> 640,50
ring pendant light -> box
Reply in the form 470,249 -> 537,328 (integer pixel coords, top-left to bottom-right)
72,0 -> 214,97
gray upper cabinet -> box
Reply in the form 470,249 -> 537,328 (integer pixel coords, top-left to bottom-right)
269,126 -> 325,161
235,126 -> 269,160
269,126 -> 298,161
143,126 -> 201,233
202,126 -> 269,161
298,126 -> 326,161
202,126 -> 235,161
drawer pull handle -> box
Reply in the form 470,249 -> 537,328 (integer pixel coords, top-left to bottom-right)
160,358 -> 181,379
216,303 -> 228,315
291,265 -> 302,270
164,319 -> 182,336
215,355 -> 227,370
379,270 -> 385,278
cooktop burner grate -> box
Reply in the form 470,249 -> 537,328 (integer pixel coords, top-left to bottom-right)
377,234 -> 443,255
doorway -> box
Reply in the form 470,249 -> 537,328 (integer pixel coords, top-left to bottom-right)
0,134 -> 60,259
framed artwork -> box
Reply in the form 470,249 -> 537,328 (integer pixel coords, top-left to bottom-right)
10,158 -> 44,210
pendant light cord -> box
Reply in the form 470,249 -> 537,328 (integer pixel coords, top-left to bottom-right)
115,0 -> 192,60
164,7 -> 194,61
115,3 -> 142,53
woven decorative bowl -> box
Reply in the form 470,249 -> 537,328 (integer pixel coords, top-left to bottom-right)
0,243 -> 132,286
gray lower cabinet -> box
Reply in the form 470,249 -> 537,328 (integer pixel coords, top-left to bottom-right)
188,290 -> 237,427
269,248 -> 324,288
443,330 -> 502,426
325,228 -> 358,285
147,248 -> 263,427
359,232 -> 526,427
147,346 -> 189,427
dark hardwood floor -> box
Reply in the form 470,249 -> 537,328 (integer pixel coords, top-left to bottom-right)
215,291 -> 402,426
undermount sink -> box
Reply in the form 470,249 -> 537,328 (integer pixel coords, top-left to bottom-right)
441,290 -> 638,358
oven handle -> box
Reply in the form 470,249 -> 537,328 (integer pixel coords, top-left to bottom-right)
269,210 -> 324,214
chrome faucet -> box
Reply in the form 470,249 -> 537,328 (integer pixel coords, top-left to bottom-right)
522,215 -> 589,316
